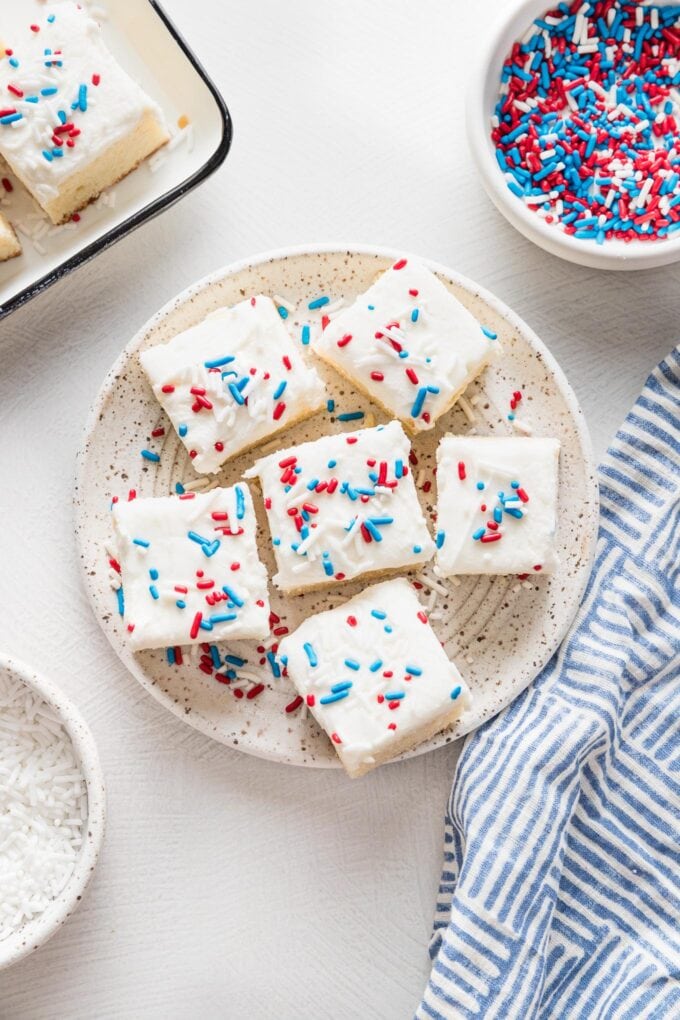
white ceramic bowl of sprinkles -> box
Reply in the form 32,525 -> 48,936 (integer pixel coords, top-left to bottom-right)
0,656 -> 105,970
466,0 -> 680,271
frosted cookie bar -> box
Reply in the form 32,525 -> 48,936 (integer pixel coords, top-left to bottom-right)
313,257 -> 498,432
0,212 -> 20,260
0,3 -> 169,224
435,436 -> 560,576
112,484 -> 270,651
279,578 -> 470,778
245,420 -> 435,593
140,295 -> 325,475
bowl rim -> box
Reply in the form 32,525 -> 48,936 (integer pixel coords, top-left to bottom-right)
0,655 -> 106,971
465,0 -> 680,271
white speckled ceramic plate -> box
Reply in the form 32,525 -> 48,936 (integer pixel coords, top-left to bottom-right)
75,246 -> 599,770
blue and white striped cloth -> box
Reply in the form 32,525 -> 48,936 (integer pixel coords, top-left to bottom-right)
418,350 -> 680,1020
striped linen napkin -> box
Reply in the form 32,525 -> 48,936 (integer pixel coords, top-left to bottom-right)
418,350 -> 680,1020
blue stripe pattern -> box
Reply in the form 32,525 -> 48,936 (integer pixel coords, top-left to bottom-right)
418,350 -> 680,1020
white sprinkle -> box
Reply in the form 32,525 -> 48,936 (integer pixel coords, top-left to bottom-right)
0,674 -> 86,942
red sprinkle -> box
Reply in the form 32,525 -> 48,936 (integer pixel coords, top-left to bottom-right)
247,684 -> 265,700
337,333 -> 353,348
285,695 -> 303,714
458,461 -> 466,480
273,402 -> 286,421
370,371 -> 384,381
331,732 -> 342,745
190,613 -> 202,639
393,258 -> 408,270
161,384 -> 175,393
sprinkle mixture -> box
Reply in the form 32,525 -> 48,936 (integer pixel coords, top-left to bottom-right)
493,1 -> 680,243
0,672 -> 86,940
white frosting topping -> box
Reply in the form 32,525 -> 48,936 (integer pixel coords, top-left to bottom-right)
0,3 -> 165,204
435,436 -> 560,576
140,296 -> 325,475
244,420 -> 435,592
112,484 -> 270,651
313,258 -> 498,431
278,578 -> 469,776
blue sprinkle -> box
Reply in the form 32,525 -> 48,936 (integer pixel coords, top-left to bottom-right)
235,484 -> 245,520
267,651 -> 281,678
511,480 -> 520,489
411,387 -> 428,418
116,587 -> 124,616
208,613 -> 235,625
204,355 -> 235,369
78,83 -> 88,112
273,537 -> 281,546
166,648 -> 176,665
301,325 -> 311,346
0,113 -> 23,125
141,449 -> 160,463
303,642 -> 318,668
133,538 -> 150,548
149,585 -> 159,600
369,660 -> 383,672
322,558 -> 334,577
472,528 -> 485,541
176,600 -> 186,609
508,412 -> 516,421
481,326 -> 497,340
149,568 -> 159,581
405,665 -> 423,676
413,545 -> 422,554
451,685 -> 462,700
277,306 -> 288,319
476,481 -> 485,491
411,308 -> 419,322
8,58 -> 19,69
273,380 -> 287,400
344,659 -> 360,671
308,296 -> 330,310
210,645 -> 222,669
327,459 -> 337,469
320,691 -> 349,705
436,530 -> 446,549
385,691 -> 405,701
371,609 -> 387,620
42,150 -> 54,162
331,681 -> 353,694
41,88 -> 58,97
337,411 -> 364,422
225,654 -> 246,667
222,585 -> 244,608
175,482 -> 185,494
178,424 -> 188,438
326,399 -> 335,413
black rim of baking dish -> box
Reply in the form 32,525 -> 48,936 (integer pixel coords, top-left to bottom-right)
0,0 -> 233,323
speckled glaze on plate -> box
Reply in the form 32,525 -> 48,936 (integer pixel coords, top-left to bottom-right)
74,246 -> 598,770
0,656 -> 106,970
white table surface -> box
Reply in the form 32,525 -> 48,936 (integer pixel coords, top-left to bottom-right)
1,1 -> 677,1017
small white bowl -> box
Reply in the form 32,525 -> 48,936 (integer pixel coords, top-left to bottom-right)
466,0 -> 680,271
0,656 -> 105,971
